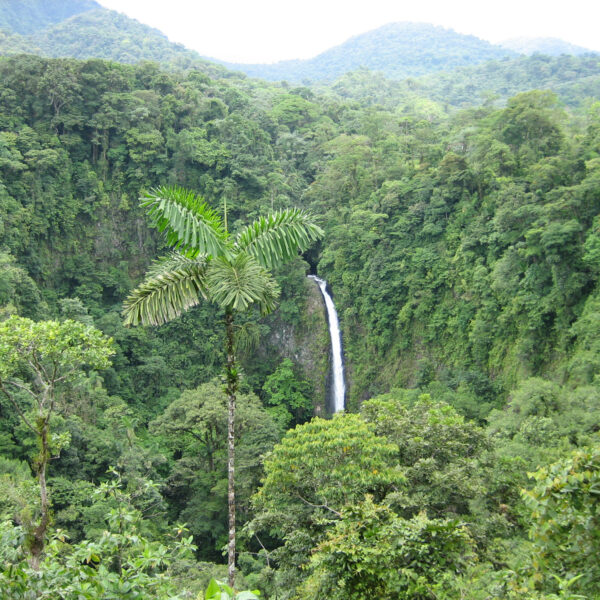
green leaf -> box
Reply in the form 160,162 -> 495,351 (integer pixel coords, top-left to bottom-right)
204,578 -> 221,600
236,591 -> 261,599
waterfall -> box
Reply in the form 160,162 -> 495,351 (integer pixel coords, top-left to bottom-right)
308,275 -> 346,412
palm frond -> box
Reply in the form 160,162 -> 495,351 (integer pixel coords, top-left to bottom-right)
235,209 -> 324,269
122,254 -> 208,326
141,186 -> 228,257
235,322 -> 261,357
206,253 -> 280,315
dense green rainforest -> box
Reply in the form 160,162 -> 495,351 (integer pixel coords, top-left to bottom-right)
0,53 -> 600,598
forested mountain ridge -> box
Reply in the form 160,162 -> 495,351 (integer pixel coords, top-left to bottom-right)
2,10 -> 515,84
221,22 -> 516,82
0,1 -> 229,78
0,21 -> 600,600
2,0 -> 598,114
1,0 -> 598,102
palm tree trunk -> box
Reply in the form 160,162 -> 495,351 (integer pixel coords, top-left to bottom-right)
225,308 -> 238,589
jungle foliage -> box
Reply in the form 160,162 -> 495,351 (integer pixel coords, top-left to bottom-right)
0,50 -> 600,598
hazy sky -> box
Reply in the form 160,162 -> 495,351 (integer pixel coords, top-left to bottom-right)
97,0 -> 600,63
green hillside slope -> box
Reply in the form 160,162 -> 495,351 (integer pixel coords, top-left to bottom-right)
1,54 -> 599,410
0,27 -> 41,54
34,8 -> 219,69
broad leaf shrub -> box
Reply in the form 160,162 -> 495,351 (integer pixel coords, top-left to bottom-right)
0,476 -> 195,600
523,443 -> 600,597
298,495 -> 473,600
202,577 -> 260,600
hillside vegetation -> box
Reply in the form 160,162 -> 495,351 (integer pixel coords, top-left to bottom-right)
3,2 -> 598,113
0,7 -> 517,84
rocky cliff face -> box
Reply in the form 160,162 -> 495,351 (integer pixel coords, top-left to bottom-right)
264,278 -> 331,415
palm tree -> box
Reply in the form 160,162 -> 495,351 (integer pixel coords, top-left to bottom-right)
122,186 -> 323,587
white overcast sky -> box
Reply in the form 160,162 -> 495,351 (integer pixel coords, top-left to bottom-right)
96,0 -> 600,63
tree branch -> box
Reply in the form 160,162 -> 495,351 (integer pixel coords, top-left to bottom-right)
3,379 -> 38,402
54,366 -> 77,384
0,380 -> 37,433
45,385 -> 56,426
29,349 -> 50,384
296,494 -> 342,517
254,534 -> 272,568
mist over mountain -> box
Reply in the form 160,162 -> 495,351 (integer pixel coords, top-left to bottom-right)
500,36 -> 596,56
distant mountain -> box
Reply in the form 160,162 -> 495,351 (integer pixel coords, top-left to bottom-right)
0,0 -> 99,35
500,37 -> 596,56
219,23 -> 516,82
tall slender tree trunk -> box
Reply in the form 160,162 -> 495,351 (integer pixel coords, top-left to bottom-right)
225,308 -> 238,589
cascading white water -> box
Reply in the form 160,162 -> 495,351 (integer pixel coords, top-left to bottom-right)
308,275 -> 345,412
